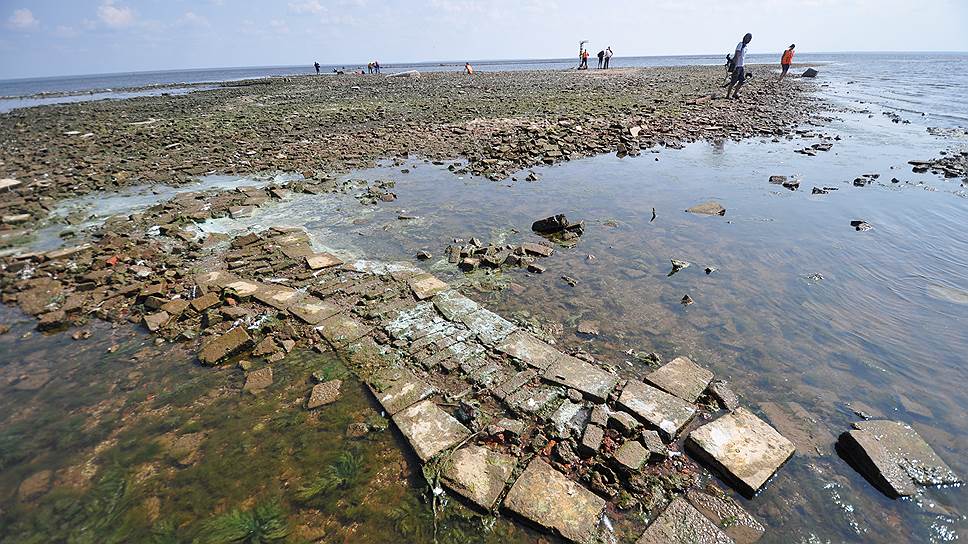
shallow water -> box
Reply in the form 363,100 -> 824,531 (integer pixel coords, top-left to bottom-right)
3,57 -> 968,542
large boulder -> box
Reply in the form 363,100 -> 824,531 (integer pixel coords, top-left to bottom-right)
801,68 -> 818,78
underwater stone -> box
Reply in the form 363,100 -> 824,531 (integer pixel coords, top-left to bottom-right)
198,327 -> 252,365
442,444 -> 516,511
636,497 -> 734,544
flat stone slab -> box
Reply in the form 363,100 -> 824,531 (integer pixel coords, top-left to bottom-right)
618,380 -> 697,441
543,355 -> 619,403
317,313 -> 371,348
686,489 -> 765,544
432,289 -> 480,321
288,296 -> 340,324
368,367 -> 435,415
194,270 -> 240,290
636,497 -> 734,544
505,385 -> 560,417
837,420 -> 961,498
686,407 -> 795,497
223,279 -> 261,298
503,458 -> 605,544
253,284 -> 303,310
198,327 -> 253,365
306,252 -> 343,270
645,356 -> 713,403
495,330 -> 563,371
686,201 -> 727,216
614,439 -> 649,471
441,444 -> 517,511
392,400 -> 470,462
459,308 -> 517,346
307,379 -> 342,409
409,273 -> 449,300
243,367 -> 273,392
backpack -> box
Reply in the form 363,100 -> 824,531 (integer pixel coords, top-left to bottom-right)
725,54 -> 736,74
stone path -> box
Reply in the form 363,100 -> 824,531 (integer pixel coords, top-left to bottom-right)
5,222 -> 799,543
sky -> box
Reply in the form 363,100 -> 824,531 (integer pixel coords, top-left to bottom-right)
1,0 -> 967,79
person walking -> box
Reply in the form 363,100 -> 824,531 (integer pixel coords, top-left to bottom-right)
725,33 -> 752,99
779,44 -> 795,81
314,61 -> 320,74
597,49 -> 605,69
604,47 -> 613,69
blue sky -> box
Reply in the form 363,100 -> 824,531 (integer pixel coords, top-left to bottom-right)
1,0 -> 967,79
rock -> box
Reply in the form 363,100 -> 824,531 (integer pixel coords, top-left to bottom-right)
543,354 -> 619,403
768,175 -> 787,184
708,380 -> 740,411
17,470 -> 52,501
521,242 -> 554,257
3,214 -> 30,224
160,299 -> 190,316
243,367 -> 273,392
645,356 -> 713,403
14,370 -> 51,391
782,179 -> 800,190
198,327 -> 253,365
704,266 -> 717,275
527,263 -> 546,274
801,68 -> 818,78
850,220 -> 873,231
307,379 -> 342,409
433,290 -> 480,321
493,369 -> 538,400
531,214 -> 583,236
561,275 -> 579,286
589,404 -> 610,427
618,380 -> 697,441
613,440 -> 650,471
686,201 -> 726,216
368,367 -> 435,415
811,187 -> 828,195
680,294 -> 694,305
608,411 -> 641,436
576,320 -> 600,336
415,250 -> 432,260
459,307 -> 517,346
36,310 -> 67,331
580,424 -> 605,457
305,252 -> 342,270
317,313 -> 371,348
391,400 -> 471,462
0,178 -> 22,191
143,311 -> 170,332
669,259 -> 690,276
686,407 -> 796,497
409,273 -> 449,300
640,430 -> 667,459
636,497 -> 734,544
502,458 -> 606,544
549,400 -> 583,437
686,489 -> 766,544
289,296 -> 340,324
836,420 -> 961,498
190,292 -> 221,312
441,444 -> 516,511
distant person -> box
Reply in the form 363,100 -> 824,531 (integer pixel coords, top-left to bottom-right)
604,47 -> 613,69
314,62 -> 320,74
465,62 -> 474,75
579,49 -> 590,70
779,44 -> 795,81
374,61 -> 381,74
726,33 -> 752,99
597,50 -> 605,69
367,62 -> 373,74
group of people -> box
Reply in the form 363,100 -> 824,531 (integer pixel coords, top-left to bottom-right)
724,33 -> 797,99
578,46 -> 613,70
366,61 -> 381,74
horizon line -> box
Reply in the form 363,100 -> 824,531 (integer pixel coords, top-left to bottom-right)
2,50 -> 966,83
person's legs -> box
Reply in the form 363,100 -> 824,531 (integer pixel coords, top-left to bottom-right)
727,67 -> 745,98
605,57 -> 610,69
779,64 -> 789,81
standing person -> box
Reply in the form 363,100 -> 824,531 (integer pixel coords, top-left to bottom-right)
604,47 -> 613,69
367,62 -> 373,74
314,61 -> 320,74
374,61 -> 380,74
464,62 -> 474,75
580,49 -> 590,70
597,49 -> 605,69
725,33 -> 752,99
779,44 -> 795,81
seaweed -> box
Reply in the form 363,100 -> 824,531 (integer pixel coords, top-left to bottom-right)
194,500 -> 290,544
295,451 -> 363,502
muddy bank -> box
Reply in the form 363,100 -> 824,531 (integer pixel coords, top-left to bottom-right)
0,66 -> 820,239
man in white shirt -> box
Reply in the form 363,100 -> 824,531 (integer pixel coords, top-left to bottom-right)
726,33 -> 752,99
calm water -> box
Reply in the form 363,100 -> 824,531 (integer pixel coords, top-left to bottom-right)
2,54 -> 967,543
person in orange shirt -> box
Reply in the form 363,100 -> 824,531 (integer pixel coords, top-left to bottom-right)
780,44 -> 795,81
464,62 -> 474,75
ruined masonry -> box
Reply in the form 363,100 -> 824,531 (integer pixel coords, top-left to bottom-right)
4,219 -> 800,544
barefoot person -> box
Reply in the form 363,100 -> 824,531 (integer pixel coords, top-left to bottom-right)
779,44 -> 795,81
726,33 -> 752,99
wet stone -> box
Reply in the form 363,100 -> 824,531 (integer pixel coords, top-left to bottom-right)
618,380 -> 697,441
686,407 -> 796,497
543,355 -> 619,403
243,367 -> 273,392
580,424 -> 605,457
708,380 -> 740,411
368,367 -> 435,415
198,327 -> 253,365
837,420 -> 961,498
685,201 -> 727,216
441,444 -> 517,511
503,458 -> 605,544
613,439 -> 649,471
409,273 -> 449,300
686,489 -> 765,544
636,497 -> 734,544
609,410 -> 641,436
143,311 -> 170,332
495,330 -> 563,371
317,313 -> 371,348
641,430 -> 668,459
391,400 -> 471,462
307,379 -> 342,409
645,356 -> 713,403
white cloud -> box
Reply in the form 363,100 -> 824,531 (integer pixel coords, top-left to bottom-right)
180,11 -> 210,27
98,1 -> 135,28
8,8 -> 38,29
289,0 -> 324,14
54,25 -> 79,38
